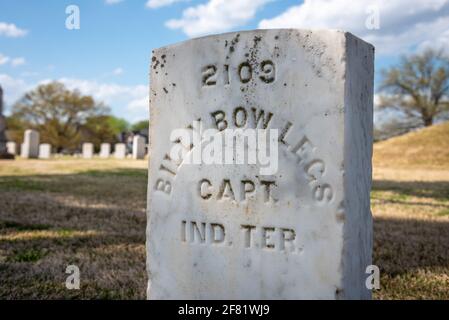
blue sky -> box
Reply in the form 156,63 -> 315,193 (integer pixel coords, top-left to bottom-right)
1,0 -> 448,123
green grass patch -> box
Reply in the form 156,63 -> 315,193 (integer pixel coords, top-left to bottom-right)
436,208 -> 449,217
371,190 -> 410,203
56,229 -> 76,237
8,249 -> 47,263
389,192 -> 410,202
83,169 -> 147,178
0,178 -> 47,191
0,220 -> 52,231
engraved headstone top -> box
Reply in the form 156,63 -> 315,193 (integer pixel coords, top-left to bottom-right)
146,29 -> 374,299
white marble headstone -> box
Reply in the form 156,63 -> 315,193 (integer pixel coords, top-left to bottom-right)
132,135 -> 146,160
146,29 -> 374,300
82,143 -> 94,159
21,129 -> 40,159
38,143 -> 51,159
100,143 -> 111,158
114,143 -> 126,159
6,142 -> 16,155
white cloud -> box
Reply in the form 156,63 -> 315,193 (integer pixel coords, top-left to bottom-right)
11,57 -> 26,67
48,78 -> 149,120
20,71 -> 39,77
104,0 -> 124,5
0,73 -> 148,120
416,19 -> 449,52
112,67 -> 124,75
0,22 -> 28,38
127,96 -> 149,110
258,0 -> 449,56
166,0 -> 271,37
0,54 -> 26,67
0,74 -> 29,108
146,0 -> 187,9
0,54 -> 10,65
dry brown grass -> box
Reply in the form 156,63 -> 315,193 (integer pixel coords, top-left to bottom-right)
372,167 -> 449,299
371,122 -> 449,299
1,144 -> 448,299
0,158 -> 148,299
374,121 -> 449,168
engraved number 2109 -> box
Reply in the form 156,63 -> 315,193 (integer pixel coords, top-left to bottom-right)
202,60 -> 276,87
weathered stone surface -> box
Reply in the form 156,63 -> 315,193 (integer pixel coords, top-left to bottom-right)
82,143 -> 94,159
146,29 -> 374,299
38,143 -> 52,159
6,142 -> 16,155
100,143 -> 111,158
21,129 -> 40,159
114,143 -> 126,159
133,135 -> 146,159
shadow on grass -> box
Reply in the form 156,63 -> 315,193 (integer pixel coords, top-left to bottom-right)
0,168 -> 148,192
372,179 -> 449,287
372,180 -> 449,201
373,216 -> 449,275
0,169 -> 148,299
1,171 -> 449,298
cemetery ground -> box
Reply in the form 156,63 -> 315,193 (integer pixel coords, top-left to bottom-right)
0,123 -> 449,299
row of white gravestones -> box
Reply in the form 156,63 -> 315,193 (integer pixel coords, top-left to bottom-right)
8,130 -> 52,159
98,142 -> 127,159
9,132 -> 147,159
81,140 -> 146,159
146,29 -> 374,299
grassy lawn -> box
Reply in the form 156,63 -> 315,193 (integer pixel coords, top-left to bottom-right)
0,159 -> 148,299
0,157 -> 448,299
372,167 -> 449,299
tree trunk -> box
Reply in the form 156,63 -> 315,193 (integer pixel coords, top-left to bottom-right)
423,116 -> 433,126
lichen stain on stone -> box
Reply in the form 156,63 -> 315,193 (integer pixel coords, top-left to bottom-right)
228,33 -> 240,54
152,55 -> 160,70
336,201 -> 345,223
293,30 -> 338,79
335,287 -> 344,299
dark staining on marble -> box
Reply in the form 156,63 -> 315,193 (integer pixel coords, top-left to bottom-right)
228,33 -> 240,54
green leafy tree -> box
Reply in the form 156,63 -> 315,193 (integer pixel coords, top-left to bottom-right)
82,115 -> 129,150
379,49 -> 449,128
5,114 -> 28,144
11,81 -> 108,152
131,120 -> 149,132
108,116 -> 129,134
